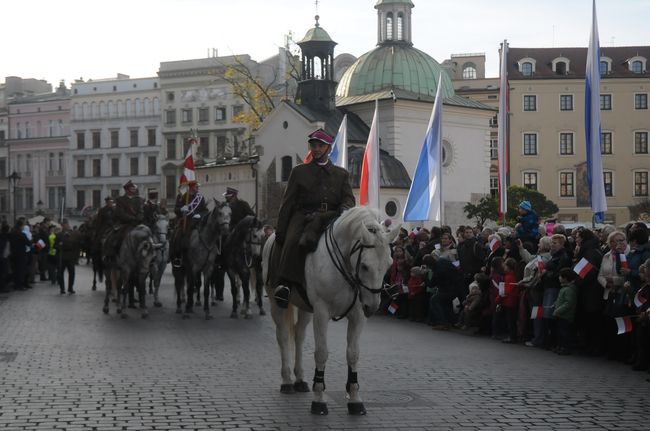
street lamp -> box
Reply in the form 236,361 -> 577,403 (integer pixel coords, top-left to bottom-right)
8,171 -> 21,223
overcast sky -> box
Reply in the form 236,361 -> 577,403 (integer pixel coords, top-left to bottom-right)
2,0 -> 649,87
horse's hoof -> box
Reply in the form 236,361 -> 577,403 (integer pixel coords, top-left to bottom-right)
347,402 -> 367,416
310,401 -> 328,415
175,308 -> 182,314
120,313 -> 127,319
280,384 -> 295,394
92,286 -> 97,291
102,306 -> 109,314
244,311 -> 252,320
154,301 -> 162,308
230,311 -> 238,319
293,381 -> 310,393
182,314 -> 190,320
259,308 -> 266,316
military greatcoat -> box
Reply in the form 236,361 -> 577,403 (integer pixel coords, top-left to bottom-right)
114,195 -> 144,227
273,160 -> 355,286
229,198 -> 255,229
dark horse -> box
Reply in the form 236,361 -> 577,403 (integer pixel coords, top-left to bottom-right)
79,218 -> 104,291
172,199 -> 231,319
223,215 -> 263,319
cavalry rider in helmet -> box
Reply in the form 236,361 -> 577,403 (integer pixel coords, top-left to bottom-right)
170,180 -> 208,268
105,180 -> 144,260
95,196 -> 115,250
223,187 -> 254,230
271,128 -> 355,308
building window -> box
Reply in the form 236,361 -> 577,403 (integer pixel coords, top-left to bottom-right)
603,171 -> 613,197
198,108 -> 209,124
148,156 -> 156,175
111,189 -> 120,198
396,13 -> 404,41
523,95 -> 537,111
523,172 -> 538,190
147,128 -> 156,146
635,172 -> 649,196
523,133 -> 537,155
77,132 -> 85,149
560,133 -> 574,155
232,105 -> 244,118
560,95 -> 573,111
555,61 -> 567,75
181,109 -> 192,124
111,158 -> 119,176
76,190 -> 85,210
600,61 -> 609,76
490,139 -> 498,160
635,132 -> 649,154
130,129 -> 138,147
215,107 -> 226,121
489,176 -> 498,197
560,172 -> 575,197
165,109 -> 176,125
166,92 -> 174,102
522,62 -> 533,77
462,63 -> 477,79
635,94 -> 648,110
199,136 -> 209,158
77,159 -> 85,178
386,12 -> 393,40
0,158 -> 6,178
217,135 -> 227,158
166,138 -> 176,159
631,60 -> 644,74
92,131 -> 100,149
601,132 -> 612,155
165,175 -> 177,200
111,130 -> 119,148
92,159 -> 101,177
91,190 -> 101,208
600,94 -> 612,110
130,157 -> 138,175
281,156 -> 292,182
26,154 -> 32,175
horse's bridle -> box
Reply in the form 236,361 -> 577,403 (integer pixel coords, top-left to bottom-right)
325,222 -> 382,321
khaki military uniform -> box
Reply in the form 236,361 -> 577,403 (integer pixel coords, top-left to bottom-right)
271,160 -> 355,288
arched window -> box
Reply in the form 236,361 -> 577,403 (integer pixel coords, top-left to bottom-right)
386,12 -> 393,40
522,62 -> 533,77
396,13 -> 403,41
462,63 -> 477,79
600,61 -> 609,76
632,60 -> 643,74
281,156 -> 292,182
555,61 -> 567,75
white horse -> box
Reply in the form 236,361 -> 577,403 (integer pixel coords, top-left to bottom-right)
262,206 -> 398,415
149,214 -> 170,307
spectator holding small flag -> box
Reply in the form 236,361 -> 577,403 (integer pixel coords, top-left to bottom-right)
552,268 -> 579,355
518,236 -> 552,347
625,224 -> 650,293
632,260 -> 650,372
497,258 -> 521,344
539,234 -> 572,349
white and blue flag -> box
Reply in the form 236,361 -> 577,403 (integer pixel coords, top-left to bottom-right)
329,114 -> 348,169
585,0 -> 607,223
403,73 -> 443,222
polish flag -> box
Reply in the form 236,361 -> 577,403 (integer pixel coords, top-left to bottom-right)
387,302 -> 399,315
536,255 -> 545,273
615,316 -> 633,335
573,258 -> 594,279
489,238 -> 501,253
530,306 -> 544,319
360,100 -> 380,211
179,137 -> 198,186
634,290 -> 647,309
620,254 -> 629,270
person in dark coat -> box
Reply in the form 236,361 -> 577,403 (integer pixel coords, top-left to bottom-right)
56,219 -> 80,295
271,129 -> 355,308
143,190 -> 162,230
95,197 -> 115,243
0,223 -> 10,293
539,234 -> 572,349
223,187 -> 255,229
573,228 -> 604,355
457,226 -> 486,301
105,180 -> 144,260
9,219 -> 30,291
170,180 -> 208,267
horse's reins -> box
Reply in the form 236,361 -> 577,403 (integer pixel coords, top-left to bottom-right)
325,222 -> 381,321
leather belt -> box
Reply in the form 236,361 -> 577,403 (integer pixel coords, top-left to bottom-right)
302,203 -> 329,213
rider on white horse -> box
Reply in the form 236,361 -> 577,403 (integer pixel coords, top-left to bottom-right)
271,128 -> 355,308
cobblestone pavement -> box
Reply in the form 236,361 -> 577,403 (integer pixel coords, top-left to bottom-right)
2,264 -> 650,430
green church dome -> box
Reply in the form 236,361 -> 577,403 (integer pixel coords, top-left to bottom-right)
336,44 -> 455,99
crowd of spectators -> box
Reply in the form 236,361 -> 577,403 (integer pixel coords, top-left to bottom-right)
381,201 -> 650,379
0,217 -> 81,295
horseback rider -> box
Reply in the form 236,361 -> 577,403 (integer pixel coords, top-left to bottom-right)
223,187 -> 254,229
271,128 -> 355,308
143,190 -> 162,230
95,196 -> 115,244
170,180 -> 208,268
104,180 -> 144,260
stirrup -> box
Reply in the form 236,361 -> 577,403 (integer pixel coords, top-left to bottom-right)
274,285 -> 290,309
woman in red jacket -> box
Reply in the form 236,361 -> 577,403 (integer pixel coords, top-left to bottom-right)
497,257 -> 521,343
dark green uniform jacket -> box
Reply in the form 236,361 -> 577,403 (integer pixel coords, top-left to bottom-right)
114,195 -> 144,227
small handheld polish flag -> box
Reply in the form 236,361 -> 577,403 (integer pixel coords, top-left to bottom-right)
489,238 -> 501,253
574,258 -> 594,279
620,254 -> 629,269
615,316 -> 633,335
387,302 -> 399,315
634,290 -> 647,309
530,306 -> 544,320
536,256 -> 545,273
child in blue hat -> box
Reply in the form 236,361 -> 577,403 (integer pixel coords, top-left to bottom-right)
515,200 -> 540,245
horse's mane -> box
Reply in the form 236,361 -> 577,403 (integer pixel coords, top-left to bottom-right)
334,206 -> 384,245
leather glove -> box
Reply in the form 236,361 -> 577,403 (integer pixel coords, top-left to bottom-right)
192,214 -> 200,219
180,205 -> 189,214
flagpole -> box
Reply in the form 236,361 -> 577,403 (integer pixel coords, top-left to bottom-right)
497,39 -> 509,227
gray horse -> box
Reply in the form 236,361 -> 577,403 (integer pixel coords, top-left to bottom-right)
103,225 -> 156,319
172,199 -> 231,319
148,214 -> 170,307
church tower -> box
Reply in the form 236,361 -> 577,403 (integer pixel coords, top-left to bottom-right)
375,0 -> 414,46
295,15 -> 338,111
